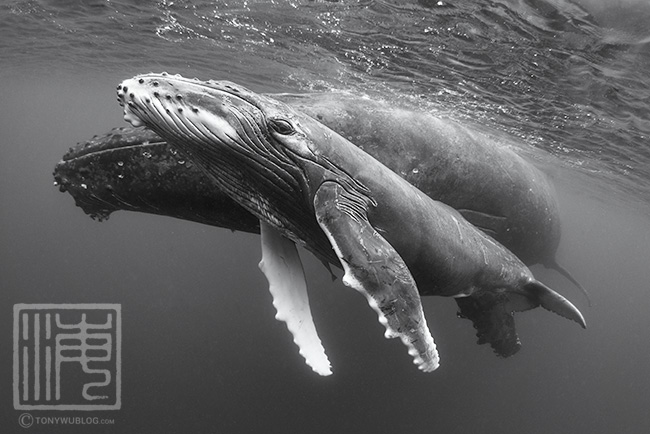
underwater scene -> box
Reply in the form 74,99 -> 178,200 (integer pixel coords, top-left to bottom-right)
1,0 -> 650,433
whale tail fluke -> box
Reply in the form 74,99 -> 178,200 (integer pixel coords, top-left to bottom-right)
546,259 -> 592,307
456,292 -> 521,358
456,279 -> 586,357
525,280 -> 587,329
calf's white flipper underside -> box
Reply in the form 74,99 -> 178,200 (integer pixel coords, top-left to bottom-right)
258,221 -> 332,376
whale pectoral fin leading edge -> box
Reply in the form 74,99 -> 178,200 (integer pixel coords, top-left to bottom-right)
314,181 -> 440,372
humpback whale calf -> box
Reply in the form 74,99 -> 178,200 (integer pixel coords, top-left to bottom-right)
112,73 -> 585,374
54,92 -> 588,302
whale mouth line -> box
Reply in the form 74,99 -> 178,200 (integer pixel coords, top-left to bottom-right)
62,140 -> 166,163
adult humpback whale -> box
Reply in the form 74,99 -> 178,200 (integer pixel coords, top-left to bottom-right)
54,92 -> 587,300
114,73 -> 585,374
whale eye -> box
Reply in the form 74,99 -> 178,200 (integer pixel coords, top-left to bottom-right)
268,119 -> 295,135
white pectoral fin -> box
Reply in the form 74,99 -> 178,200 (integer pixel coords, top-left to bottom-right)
314,182 -> 440,372
258,221 -> 332,376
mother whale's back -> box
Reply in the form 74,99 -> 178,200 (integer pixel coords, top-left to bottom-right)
280,92 -> 560,267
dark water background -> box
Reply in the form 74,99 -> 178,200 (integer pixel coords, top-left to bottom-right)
1,0 -> 650,433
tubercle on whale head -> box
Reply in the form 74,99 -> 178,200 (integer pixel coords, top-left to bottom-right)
117,73 -> 301,137
116,73 -> 266,148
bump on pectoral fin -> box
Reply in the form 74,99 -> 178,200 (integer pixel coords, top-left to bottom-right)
314,182 -> 439,372
258,221 -> 332,376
